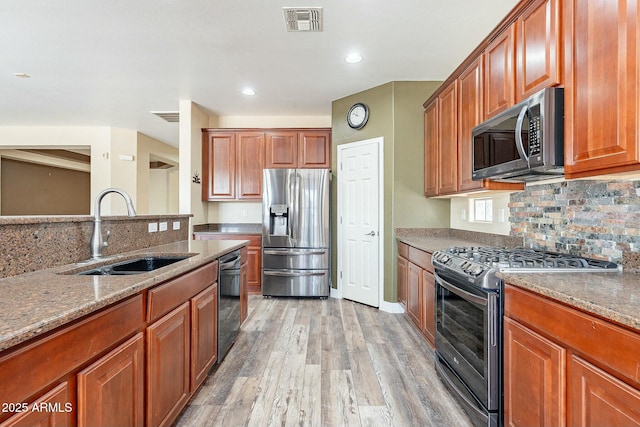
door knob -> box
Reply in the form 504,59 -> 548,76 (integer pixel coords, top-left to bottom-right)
365,231 -> 376,236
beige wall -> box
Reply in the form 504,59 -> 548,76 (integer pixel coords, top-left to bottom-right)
450,193 -> 512,235
332,81 -> 446,303
137,132 -> 179,214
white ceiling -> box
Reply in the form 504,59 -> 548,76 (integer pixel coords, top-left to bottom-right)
1,0 -> 520,147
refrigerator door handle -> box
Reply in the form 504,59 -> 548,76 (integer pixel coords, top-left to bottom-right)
264,270 -> 326,277
263,249 -> 328,256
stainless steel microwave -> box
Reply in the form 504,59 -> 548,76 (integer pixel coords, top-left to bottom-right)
472,87 -> 564,182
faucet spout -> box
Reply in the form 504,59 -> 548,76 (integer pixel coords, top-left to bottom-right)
90,188 -> 136,259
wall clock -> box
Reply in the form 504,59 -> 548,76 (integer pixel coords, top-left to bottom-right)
347,102 -> 369,129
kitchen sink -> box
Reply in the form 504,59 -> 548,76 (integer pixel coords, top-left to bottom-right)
75,256 -> 191,275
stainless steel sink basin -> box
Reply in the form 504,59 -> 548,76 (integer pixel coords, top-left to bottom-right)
76,256 -> 191,275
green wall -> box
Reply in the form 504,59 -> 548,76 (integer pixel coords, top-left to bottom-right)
331,81 -> 450,304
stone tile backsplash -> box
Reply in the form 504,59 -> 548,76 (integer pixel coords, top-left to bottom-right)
510,179 -> 640,262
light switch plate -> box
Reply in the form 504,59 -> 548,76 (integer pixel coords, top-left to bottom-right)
172,221 -> 180,230
159,222 -> 168,232
148,222 -> 158,233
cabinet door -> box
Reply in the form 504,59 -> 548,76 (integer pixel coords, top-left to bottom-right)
236,132 -> 264,199
246,243 -> 262,294
77,333 -> 144,427
265,131 -> 298,168
569,355 -> 640,427
406,262 -> 423,328
438,83 -> 458,194
298,130 -> 331,168
484,25 -> 515,118
203,132 -> 236,200
504,317 -> 566,427
424,100 -> 439,196
564,0 -> 640,177
147,302 -> 191,427
458,57 -> 484,192
240,261 -> 248,324
0,382 -> 72,427
515,0 -> 561,101
421,270 -> 435,347
190,285 -> 217,393
397,255 -> 408,306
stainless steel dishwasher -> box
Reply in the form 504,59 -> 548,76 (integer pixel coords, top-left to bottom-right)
217,249 -> 241,363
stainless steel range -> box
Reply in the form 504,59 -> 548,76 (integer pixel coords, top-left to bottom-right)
431,246 -> 618,427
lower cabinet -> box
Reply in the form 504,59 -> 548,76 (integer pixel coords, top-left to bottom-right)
397,241 -> 435,347
504,284 -> 640,427
190,285 -> 218,393
147,302 -> 191,427
0,382 -> 73,427
77,333 -> 145,427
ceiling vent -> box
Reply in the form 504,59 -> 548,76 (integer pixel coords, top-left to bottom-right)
283,7 -> 322,32
150,111 -> 179,123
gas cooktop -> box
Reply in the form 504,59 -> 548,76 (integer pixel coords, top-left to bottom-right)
432,246 -> 620,290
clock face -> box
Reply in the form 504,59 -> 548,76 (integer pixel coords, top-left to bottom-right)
347,103 -> 369,129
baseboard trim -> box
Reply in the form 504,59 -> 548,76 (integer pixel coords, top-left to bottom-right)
379,300 -> 405,314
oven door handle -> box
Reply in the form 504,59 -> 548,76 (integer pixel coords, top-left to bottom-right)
435,274 -> 487,307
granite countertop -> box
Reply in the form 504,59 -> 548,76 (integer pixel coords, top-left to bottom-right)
396,229 -> 640,332
0,239 -> 248,352
193,223 -> 262,235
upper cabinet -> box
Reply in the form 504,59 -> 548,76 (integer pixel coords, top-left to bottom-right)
515,0 -> 562,101
202,131 -> 264,201
458,57 -> 485,192
564,0 -> 640,178
203,128 -> 331,202
424,101 -> 439,197
484,25 -> 516,118
265,129 -> 331,169
438,83 -> 459,195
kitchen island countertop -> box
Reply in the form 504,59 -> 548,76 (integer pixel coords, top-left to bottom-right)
0,239 -> 247,352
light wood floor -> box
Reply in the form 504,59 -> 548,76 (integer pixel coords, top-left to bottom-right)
174,295 -> 473,427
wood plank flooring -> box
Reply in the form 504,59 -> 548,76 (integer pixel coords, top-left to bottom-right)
174,296 -> 473,427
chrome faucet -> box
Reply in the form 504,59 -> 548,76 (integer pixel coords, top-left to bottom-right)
90,188 -> 137,259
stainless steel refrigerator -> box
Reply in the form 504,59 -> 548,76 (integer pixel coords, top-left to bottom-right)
262,168 -> 331,297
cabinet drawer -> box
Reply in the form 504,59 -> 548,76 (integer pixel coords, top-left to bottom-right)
398,242 -> 409,258
408,246 -> 433,273
505,284 -> 640,388
0,295 -> 144,408
147,262 -> 218,323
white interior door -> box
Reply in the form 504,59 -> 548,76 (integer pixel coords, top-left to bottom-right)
338,138 -> 382,307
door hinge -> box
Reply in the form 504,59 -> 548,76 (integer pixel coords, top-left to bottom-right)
340,271 -> 342,279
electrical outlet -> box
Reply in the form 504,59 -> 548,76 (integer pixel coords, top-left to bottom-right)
172,221 -> 180,230
242,209 -> 248,218
461,208 -> 467,221
159,222 -> 168,232
498,209 -> 506,223
148,222 -> 158,233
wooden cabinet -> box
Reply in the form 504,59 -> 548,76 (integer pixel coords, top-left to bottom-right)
147,302 -> 191,427
515,0 -> 562,101
564,0 -> 640,178
77,333 -> 145,427
0,382 -> 73,427
423,101 -> 439,197
190,285 -> 217,393
397,242 -> 408,306
438,83 -> 459,195
202,131 -> 264,201
484,25 -> 515,119
396,242 -> 435,347
569,355 -> 640,426
240,251 -> 248,324
194,233 -> 262,294
458,57 -> 484,192
265,129 -> 331,169
504,284 -> 640,427
504,316 -> 565,427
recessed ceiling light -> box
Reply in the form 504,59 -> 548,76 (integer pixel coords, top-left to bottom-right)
345,53 -> 363,64
13,72 -> 31,78
242,88 -> 256,96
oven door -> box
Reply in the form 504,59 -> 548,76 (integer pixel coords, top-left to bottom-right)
434,271 -> 500,413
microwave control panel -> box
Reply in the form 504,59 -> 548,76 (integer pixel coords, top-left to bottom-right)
529,115 -> 541,156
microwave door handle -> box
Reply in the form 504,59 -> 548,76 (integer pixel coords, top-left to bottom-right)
515,105 -> 530,165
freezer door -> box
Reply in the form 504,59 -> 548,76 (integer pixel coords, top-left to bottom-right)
262,247 -> 329,270
262,169 -> 295,248
262,269 -> 329,297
